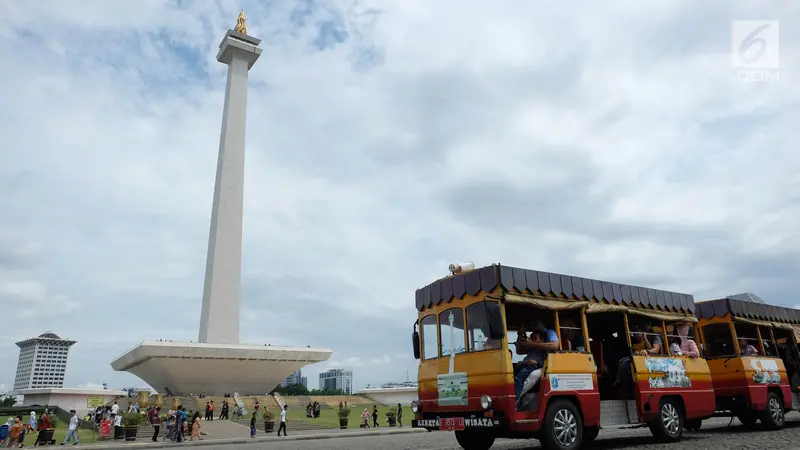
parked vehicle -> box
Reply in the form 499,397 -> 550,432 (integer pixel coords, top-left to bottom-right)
696,294 -> 800,429
410,263 -> 715,450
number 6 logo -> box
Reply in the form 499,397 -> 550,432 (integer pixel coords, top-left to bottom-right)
739,24 -> 772,65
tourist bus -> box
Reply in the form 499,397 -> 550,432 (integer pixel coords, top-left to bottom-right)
695,294 -> 800,429
410,263 -> 715,450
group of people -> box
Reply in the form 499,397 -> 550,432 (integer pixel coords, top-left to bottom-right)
305,402 -> 321,418
512,318 -> 702,407
203,400 -> 230,420
152,405 -> 202,442
0,410 -> 60,447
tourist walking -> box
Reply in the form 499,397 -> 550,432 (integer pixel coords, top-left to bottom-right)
190,412 -> 202,441
277,405 -> 288,436
397,403 -> 403,427
149,406 -> 161,441
208,401 -> 214,421
372,405 -> 379,428
61,409 -> 80,445
361,409 -> 369,428
249,413 -> 256,438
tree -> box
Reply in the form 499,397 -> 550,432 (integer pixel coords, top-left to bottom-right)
274,384 -> 309,396
1,396 -> 17,407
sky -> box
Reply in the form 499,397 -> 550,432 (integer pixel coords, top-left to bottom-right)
0,0 -> 798,393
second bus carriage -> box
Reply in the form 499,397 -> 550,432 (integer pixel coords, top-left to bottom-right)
696,294 -> 800,429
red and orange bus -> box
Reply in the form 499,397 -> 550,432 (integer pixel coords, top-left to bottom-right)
411,263 -> 715,450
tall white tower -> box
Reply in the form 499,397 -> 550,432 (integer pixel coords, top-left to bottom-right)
198,11 -> 262,345
13,332 -> 76,390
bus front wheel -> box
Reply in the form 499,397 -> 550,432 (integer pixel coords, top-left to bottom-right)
648,398 -> 683,442
759,392 -> 786,430
454,430 -> 495,450
540,399 -> 583,450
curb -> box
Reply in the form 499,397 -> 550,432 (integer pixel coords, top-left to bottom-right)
79,428 -> 425,448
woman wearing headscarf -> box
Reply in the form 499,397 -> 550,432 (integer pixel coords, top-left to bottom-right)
190,412 -> 202,441
27,412 -> 35,433
675,323 -> 700,358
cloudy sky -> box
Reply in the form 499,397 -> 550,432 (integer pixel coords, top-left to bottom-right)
0,0 -> 797,392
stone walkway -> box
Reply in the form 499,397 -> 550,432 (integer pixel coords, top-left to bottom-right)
74,427 -> 424,448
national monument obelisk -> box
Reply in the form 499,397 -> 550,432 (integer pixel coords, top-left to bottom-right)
198,11 -> 262,345
111,12 -> 332,396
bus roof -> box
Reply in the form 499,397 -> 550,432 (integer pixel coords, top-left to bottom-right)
415,264 -> 695,313
696,296 -> 800,324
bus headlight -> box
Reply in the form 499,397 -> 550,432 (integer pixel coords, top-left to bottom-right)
480,395 -> 492,410
411,401 -> 421,413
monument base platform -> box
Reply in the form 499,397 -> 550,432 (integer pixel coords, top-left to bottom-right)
111,341 -> 332,396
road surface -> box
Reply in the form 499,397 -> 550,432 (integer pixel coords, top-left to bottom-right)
185,415 -> 800,449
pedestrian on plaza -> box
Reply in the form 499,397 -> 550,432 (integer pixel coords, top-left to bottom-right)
61,409 -> 80,445
205,402 -> 210,421
397,403 -> 403,427
372,405 -> 379,428
209,401 -> 215,421
361,409 -> 369,428
150,406 -> 162,442
113,413 -> 123,440
249,413 -> 256,438
277,405 -> 288,436
190,412 -> 202,441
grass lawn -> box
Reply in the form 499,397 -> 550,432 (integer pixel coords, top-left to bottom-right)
284,405 -> 403,429
0,417 -> 97,444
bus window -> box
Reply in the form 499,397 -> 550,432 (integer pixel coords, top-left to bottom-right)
759,327 -> 779,357
701,323 -> 736,358
557,310 -> 586,352
420,315 -> 438,360
627,318 -> 664,356
466,302 -> 500,352
439,308 -> 466,357
734,323 -> 761,356
664,322 -> 700,357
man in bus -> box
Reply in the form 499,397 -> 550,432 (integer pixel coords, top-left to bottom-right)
514,320 -> 559,400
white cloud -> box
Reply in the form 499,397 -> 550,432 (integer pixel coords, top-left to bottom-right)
0,0 -> 798,392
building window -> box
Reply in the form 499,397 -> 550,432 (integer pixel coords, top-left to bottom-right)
438,308 -> 466,357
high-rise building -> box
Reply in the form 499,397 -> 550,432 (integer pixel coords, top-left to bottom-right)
280,369 -> 307,388
319,369 -> 353,394
13,332 -> 76,391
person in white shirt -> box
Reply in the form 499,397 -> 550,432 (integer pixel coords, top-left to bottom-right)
113,413 -> 123,440
277,405 -> 288,436
111,402 -> 119,415
61,409 -> 80,445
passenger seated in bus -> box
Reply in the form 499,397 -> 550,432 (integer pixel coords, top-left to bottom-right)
515,328 -> 548,404
559,318 -> 586,352
675,323 -> 700,358
514,321 -> 559,400
614,325 -> 661,388
670,340 -> 682,356
739,337 -> 759,356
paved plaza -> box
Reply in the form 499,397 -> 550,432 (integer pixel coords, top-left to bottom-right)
68,415 -> 800,449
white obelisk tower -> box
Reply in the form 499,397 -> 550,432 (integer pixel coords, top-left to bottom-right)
198,12 -> 262,345
111,14 -> 331,396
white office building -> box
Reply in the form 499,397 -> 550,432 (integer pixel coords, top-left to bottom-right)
13,332 -> 76,391
319,369 -> 353,394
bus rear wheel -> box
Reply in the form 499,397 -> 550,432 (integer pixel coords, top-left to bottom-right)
454,430 -> 495,450
759,392 -> 786,430
648,398 -> 683,443
540,399 -> 583,450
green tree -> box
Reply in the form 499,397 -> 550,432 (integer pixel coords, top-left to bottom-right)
274,384 -> 310,396
1,396 -> 17,407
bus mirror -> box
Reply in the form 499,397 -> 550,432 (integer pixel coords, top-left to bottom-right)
485,302 -> 505,340
412,331 -> 421,360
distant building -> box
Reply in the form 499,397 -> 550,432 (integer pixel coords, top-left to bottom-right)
280,370 -> 308,388
13,332 -> 76,391
380,381 -> 418,388
319,369 -> 353,394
